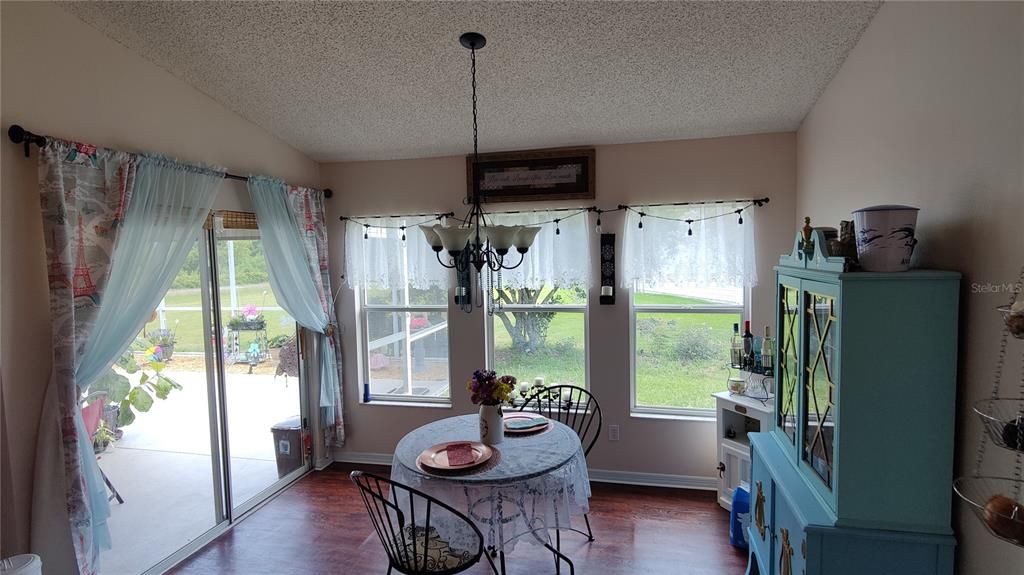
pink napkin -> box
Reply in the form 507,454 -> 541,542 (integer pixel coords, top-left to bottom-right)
445,443 -> 476,466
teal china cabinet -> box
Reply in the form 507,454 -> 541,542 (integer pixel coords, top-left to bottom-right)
747,229 -> 961,575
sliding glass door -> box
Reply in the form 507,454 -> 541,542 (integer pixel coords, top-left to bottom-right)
210,226 -> 307,514
94,221 -> 309,574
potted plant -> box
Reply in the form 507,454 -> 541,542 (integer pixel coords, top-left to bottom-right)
229,303 -> 266,331
83,350 -> 184,432
146,320 -> 179,361
93,420 -> 115,453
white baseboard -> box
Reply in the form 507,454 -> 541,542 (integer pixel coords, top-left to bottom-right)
587,468 -> 717,491
333,451 -> 393,466
334,450 -> 716,491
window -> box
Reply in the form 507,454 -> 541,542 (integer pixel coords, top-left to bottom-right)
623,202 -> 755,414
632,286 -> 743,412
489,285 -> 587,390
346,218 -> 450,402
486,210 -> 591,391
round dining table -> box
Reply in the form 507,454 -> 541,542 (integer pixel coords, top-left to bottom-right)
391,414 -> 591,573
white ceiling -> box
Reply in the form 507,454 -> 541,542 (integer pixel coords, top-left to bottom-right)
61,1 -> 880,162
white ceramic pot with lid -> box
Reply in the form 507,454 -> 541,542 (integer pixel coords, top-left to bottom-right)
852,205 -> 919,272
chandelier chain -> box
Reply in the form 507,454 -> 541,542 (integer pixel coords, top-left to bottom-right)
471,47 -> 479,162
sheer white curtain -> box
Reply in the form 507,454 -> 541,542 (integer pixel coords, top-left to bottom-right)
344,216 -> 449,290
621,202 -> 756,289
488,210 -> 591,289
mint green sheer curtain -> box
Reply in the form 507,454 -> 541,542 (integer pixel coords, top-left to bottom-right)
76,156 -> 222,564
247,177 -> 341,430
79,156 -> 223,385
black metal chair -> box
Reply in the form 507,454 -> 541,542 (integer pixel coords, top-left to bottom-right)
519,384 -> 602,542
351,471 -> 499,575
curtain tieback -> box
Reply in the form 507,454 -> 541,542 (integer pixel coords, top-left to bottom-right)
324,323 -> 336,338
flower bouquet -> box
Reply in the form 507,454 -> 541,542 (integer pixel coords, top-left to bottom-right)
468,370 -> 516,445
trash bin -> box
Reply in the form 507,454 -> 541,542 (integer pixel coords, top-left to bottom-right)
270,416 -> 302,478
730,482 -> 751,549
1,554 -> 42,575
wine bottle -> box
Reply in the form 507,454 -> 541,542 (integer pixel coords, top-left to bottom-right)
730,323 -> 743,368
742,320 -> 754,369
762,325 -> 775,376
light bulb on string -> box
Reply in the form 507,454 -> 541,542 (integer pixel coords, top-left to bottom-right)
363,224 -> 370,240
555,219 -> 561,235
638,212 -> 645,230
737,209 -> 744,225
400,226 -> 406,241
595,210 -> 603,235
686,219 -> 693,236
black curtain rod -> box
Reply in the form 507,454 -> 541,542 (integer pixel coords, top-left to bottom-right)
7,124 -> 332,198
618,197 -> 770,209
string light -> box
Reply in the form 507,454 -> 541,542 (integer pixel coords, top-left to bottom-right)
343,199 -> 768,240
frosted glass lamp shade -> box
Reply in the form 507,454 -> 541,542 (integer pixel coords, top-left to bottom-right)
420,225 -> 444,251
486,225 -> 519,254
434,226 -> 473,253
514,226 -> 542,252
469,226 -> 490,248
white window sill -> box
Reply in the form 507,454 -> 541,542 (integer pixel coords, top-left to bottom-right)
361,399 -> 452,409
630,410 -> 716,423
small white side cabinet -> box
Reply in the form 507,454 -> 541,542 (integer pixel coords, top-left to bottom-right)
713,389 -> 773,510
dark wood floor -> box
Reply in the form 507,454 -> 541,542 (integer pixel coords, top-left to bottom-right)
168,463 -> 748,575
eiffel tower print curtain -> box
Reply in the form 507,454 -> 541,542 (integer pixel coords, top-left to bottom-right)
36,140 -> 223,575
248,177 -> 345,459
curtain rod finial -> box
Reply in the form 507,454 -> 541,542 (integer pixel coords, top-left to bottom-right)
324,188 -> 333,198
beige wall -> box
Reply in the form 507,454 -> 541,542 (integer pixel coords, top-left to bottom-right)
322,132 -> 797,479
0,1 -> 320,565
796,2 -> 1024,573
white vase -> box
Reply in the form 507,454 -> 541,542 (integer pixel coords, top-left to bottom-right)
479,404 -> 504,446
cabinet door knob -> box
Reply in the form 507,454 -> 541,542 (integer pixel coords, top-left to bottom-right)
717,462 -> 726,478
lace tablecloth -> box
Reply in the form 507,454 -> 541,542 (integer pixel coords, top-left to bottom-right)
391,414 -> 591,553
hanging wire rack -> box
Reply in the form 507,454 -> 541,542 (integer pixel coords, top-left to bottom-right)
954,265 -> 1024,548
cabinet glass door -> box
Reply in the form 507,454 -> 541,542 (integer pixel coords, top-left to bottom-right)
803,290 -> 837,489
777,282 -> 800,447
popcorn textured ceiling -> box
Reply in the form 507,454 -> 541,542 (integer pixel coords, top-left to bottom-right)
61,1 -> 880,162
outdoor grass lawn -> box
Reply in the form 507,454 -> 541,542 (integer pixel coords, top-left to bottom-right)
158,284 -> 737,410
143,283 -> 296,353
493,292 -> 739,410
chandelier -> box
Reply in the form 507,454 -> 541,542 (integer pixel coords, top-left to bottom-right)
420,32 -> 540,277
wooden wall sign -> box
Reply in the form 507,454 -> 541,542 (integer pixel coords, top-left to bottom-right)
467,147 -> 595,203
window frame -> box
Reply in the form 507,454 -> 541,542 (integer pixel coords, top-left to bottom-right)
485,294 -> 590,393
357,229 -> 451,405
629,284 -> 748,418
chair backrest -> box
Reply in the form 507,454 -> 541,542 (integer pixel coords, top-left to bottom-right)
81,397 -> 105,438
350,471 -> 484,575
520,384 -> 602,457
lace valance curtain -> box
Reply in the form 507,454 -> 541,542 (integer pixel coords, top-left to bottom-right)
488,210 -> 591,289
344,217 -> 450,290
621,202 -> 757,289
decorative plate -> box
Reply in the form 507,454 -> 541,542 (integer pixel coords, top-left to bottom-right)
503,413 -> 550,434
416,441 -> 493,471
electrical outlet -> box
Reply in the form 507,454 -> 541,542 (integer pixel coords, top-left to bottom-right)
609,424 -> 620,441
